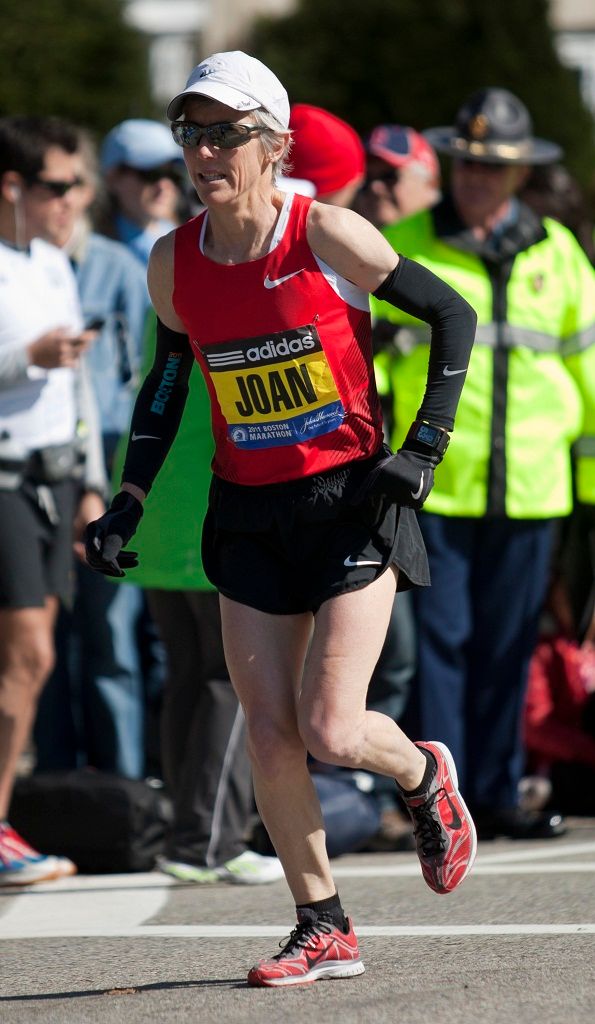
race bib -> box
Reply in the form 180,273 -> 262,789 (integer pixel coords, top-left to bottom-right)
199,324 -> 345,449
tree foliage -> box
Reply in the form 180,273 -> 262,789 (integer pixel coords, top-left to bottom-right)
248,0 -> 595,188
0,0 -> 153,135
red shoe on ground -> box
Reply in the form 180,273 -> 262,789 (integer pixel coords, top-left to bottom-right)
401,741 -> 477,895
247,913 -> 365,987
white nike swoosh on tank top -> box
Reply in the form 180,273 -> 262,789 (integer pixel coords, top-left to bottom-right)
263,269 -> 305,289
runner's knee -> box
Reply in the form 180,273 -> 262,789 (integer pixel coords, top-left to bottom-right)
245,713 -> 305,776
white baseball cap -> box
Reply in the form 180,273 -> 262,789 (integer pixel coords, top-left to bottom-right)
166,51 -> 290,129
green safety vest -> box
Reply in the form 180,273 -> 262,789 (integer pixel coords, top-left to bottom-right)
371,206 -> 595,518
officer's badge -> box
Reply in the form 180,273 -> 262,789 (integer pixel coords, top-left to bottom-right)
468,114 -> 489,139
531,274 -> 545,293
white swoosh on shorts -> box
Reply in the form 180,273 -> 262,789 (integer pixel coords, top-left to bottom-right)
131,432 -> 161,441
344,555 -> 382,568
264,269 -> 305,289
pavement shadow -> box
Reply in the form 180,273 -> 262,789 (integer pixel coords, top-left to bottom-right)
0,978 -> 248,1001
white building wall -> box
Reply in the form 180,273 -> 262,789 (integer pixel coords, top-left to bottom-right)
125,1 -> 208,105
550,0 -> 595,112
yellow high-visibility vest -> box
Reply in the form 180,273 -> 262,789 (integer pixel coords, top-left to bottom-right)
371,210 -> 595,518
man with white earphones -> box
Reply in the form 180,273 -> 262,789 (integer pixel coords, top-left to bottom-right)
0,116 -> 106,885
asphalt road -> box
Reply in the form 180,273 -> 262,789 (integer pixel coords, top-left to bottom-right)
1,818 -> 594,1023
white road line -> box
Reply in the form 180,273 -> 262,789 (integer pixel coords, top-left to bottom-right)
0,873 -> 174,938
474,841 -> 595,864
0,923 -> 594,940
0,872 -> 176,893
2,860 -> 594,905
2,839 -> 593,894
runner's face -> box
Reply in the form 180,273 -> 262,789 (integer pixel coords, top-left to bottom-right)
180,97 -> 271,206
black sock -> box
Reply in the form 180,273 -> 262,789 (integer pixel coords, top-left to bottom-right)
400,746 -> 437,797
296,892 -> 348,931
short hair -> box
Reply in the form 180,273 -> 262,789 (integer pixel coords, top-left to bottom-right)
251,108 -> 292,183
0,116 -> 79,181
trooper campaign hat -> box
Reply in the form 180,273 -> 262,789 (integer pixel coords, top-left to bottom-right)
424,88 -> 562,165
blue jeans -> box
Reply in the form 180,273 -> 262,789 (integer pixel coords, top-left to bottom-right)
34,568 -> 148,779
312,770 -> 381,858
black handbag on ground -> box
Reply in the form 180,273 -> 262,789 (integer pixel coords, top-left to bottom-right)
8,769 -> 172,873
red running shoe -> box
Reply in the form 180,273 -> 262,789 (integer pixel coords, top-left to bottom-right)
401,741 -> 477,895
247,913 -> 365,987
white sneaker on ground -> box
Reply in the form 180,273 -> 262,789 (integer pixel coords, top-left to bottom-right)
157,849 -> 285,885
217,849 -> 285,885
156,856 -> 219,883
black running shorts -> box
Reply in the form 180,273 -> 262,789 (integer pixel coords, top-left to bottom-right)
202,452 -> 430,615
0,480 -> 77,608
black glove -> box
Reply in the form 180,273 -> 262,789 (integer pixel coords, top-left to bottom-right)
84,491 -> 143,577
358,419 -> 450,510
364,448 -> 436,510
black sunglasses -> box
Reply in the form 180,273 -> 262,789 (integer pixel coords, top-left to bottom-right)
171,120 -> 266,150
361,168 -> 401,191
25,175 -> 84,198
120,163 -> 183,184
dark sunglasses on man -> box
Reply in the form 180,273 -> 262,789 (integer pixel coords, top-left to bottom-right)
171,120 -> 266,150
119,163 -> 184,185
361,167 -> 401,191
24,175 -> 84,198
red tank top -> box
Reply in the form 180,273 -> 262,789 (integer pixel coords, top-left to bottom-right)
173,192 -> 383,485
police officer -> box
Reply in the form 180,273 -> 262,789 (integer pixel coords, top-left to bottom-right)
372,88 -> 595,840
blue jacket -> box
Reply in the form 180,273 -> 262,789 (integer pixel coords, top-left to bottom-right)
73,231 -> 149,443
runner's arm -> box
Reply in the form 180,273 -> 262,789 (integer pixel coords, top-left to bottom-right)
121,318 -> 194,496
307,203 -> 477,430
121,231 -> 194,499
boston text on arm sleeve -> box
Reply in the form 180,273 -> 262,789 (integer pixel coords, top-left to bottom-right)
373,257 -> 477,431
122,319 -> 194,494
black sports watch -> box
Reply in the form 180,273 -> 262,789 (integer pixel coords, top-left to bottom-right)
405,419 -> 451,457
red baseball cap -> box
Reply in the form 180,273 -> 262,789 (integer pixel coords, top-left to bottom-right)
364,125 -> 440,183
289,104 -> 365,197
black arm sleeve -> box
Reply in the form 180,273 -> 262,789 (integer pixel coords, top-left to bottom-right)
121,318 -> 195,494
373,256 -> 477,431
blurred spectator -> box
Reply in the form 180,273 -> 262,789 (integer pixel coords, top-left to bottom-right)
96,118 -> 190,777
524,632 -> 595,814
97,119 -> 186,266
519,163 -> 595,265
522,499 -> 595,812
288,103 -> 365,207
354,125 -> 441,228
31,128 -> 151,778
372,87 -> 595,840
0,116 -> 106,884
518,158 -> 595,810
